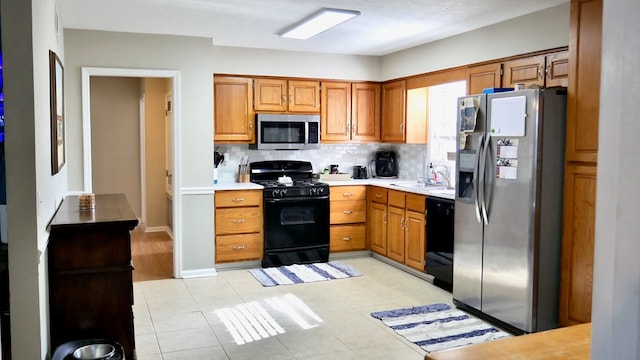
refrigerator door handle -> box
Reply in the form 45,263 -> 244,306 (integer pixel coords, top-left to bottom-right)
481,134 -> 492,224
474,134 -> 485,224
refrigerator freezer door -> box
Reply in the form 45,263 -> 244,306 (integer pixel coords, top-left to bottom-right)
481,89 -> 540,332
453,95 -> 486,310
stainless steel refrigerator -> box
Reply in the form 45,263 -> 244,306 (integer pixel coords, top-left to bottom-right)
452,88 -> 566,334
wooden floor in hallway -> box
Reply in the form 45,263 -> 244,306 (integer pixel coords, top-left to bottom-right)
131,229 -> 173,282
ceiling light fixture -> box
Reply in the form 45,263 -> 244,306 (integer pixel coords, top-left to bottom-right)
279,8 -> 361,40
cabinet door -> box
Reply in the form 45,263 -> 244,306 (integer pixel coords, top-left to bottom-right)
254,78 -> 287,111
503,56 -> 546,88
213,77 -> 254,142
467,63 -> 502,95
386,206 -> 405,263
559,164 -> 597,326
545,51 -> 569,87
381,80 -> 406,142
352,83 -> 381,142
566,0 -> 602,163
405,210 -> 426,271
368,202 -> 387,255
321,81 -> 351,141
288,80 -> 320,113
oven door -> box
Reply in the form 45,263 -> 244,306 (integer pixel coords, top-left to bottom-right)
263,196 -> 329,250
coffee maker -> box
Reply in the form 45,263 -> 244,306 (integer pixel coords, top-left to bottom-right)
370,150 -> 398,178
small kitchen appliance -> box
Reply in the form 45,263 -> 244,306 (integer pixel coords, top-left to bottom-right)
372,150 -> 398,178
353,166 -> 368,179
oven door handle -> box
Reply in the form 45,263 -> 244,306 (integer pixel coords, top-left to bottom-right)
265,195 -> 329,203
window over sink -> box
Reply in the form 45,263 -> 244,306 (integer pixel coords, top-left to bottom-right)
428,80 -> 466,161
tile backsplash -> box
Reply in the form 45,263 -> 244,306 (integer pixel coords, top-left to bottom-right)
214,143 -> 455,186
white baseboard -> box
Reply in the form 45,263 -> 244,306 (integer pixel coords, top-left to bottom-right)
180,268 -> 218,278
145,226 -> 172,236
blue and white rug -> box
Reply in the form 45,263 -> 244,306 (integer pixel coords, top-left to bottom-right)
371,303 -> 512,353
249,261 -> 362,287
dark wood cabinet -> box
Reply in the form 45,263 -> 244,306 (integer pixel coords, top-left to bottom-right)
48,194 -> 138,359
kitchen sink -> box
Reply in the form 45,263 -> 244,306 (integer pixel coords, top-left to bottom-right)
391,182 -> 446,190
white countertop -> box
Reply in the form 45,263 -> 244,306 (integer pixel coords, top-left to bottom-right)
213,178 -> 455,200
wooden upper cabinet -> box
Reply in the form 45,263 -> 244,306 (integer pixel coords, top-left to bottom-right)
321,81 -> 352,141
545,51 -> 569,87
467,63 -> 502,95
381,80 -> 406,142
565,0 -> 602,163
213,76 -> 255,143
352,83 -> 381,142
503,56 -> 546,88
254,78 -> 320,113
289,80 -> 321,112
321,82 -> 381,143
254,78 -> 287,111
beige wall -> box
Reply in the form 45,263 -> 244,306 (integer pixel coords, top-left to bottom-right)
90,77 -> 142,217
143,78 -> 170,228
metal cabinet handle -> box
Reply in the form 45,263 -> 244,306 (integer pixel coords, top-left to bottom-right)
249,121 -> 253,131
375,194 -> 383,198
282,94 -> 287,104
233,245 -> 246,250
342,237 -> 352,241
232,219 -> 246,223
343,192 -> 353,197
345,121 -> 350,135
343,210 -> 353,214
383,212 -> 387,224
538,66 -> 544,80
351,122 -> 356,136
400,122 -> 404,133
232,197 -> 244,202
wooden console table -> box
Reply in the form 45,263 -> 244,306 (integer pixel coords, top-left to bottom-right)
48,194 -> 138,360
425,323 -> 591,360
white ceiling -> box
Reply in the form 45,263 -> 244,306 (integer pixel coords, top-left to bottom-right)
57,0 -> 569,56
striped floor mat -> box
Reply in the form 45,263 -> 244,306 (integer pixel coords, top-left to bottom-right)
371,303 -> 512,353
249,261 -> 362,287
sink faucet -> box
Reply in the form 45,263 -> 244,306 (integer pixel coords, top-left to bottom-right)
433,165 -> 451,188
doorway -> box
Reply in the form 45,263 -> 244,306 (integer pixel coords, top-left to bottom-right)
81,67 -> 182,279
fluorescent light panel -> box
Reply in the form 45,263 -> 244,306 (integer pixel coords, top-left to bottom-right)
279,8 -> 360,40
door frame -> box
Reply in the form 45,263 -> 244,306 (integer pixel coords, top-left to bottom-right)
81,67 -> 183,278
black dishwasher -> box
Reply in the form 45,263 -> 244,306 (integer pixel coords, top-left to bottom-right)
426,197 -> 455,292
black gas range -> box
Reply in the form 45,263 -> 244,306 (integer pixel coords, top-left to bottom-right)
250,160 -> 330,267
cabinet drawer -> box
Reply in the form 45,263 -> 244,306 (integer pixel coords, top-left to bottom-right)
388,190 -> 406,208
330,224 -> 366,252
406,193 -> 426,212
330,200 -> 366,224
215,207 -> 262,234
368,186 -> 388,204
330,186 -> 366,201
215,190 -> 262,207
215,233 -> 263,262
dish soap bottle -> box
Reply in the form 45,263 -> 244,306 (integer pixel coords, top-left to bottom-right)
427,163 -> 434,183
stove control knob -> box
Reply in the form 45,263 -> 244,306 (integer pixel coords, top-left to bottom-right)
281,189 -> 287,197
272,189 -> 280,197
310,188 -> 316,195
317,187 -> 325,194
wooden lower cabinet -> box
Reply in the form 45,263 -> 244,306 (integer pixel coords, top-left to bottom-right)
405,209 -> 426,271
329,186 -> 367,252
368,187 -> 388,255
386,204 -> 406,263
215,190 -> 263,263
330,224 -> 366,252
559,164 -> 597,326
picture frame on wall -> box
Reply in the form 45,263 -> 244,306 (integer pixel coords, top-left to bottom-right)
49,50 -> 65,175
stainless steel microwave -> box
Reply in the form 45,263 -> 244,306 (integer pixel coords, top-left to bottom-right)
249,114 -> 320,150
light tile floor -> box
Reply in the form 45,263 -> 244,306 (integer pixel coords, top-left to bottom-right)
134,257 -> 453,360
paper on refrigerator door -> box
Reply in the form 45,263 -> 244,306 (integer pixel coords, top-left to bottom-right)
459,97 -> 479,133
490,96 -> 526,137
496,138 -> 518,180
